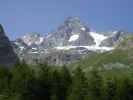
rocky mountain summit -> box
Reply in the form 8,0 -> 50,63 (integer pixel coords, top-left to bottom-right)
0,24 -> 18,67
11,17 -> 132,65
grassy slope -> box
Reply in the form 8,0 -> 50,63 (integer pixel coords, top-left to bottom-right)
69,47 -> 133,79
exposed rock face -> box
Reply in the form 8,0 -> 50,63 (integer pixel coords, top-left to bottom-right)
44,17 -> 95,48
100,31 -> 128,47
0,24 -> 18,67
12,17 -> 96,65
117,35 -> 133,50
12,17 -> 133,66
42,48 -> 95,65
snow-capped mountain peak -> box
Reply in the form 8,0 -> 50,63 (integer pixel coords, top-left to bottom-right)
12,17 -> 130,65
54,31 -> 114,52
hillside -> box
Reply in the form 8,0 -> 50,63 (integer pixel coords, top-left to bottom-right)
0,22 -> 133,100
70,36 -> 133,78
0,24 -> 18,67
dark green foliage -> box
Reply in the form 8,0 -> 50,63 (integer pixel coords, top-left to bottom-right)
119,77 -> 133,100
30,63 -> 52,100
50,70 -> 61,100
103,78 -> 118,100
0,62 -> 133,100
10,62 -> 35,100
0,66 -> 11,99
50,66 -> 72,100
68,67 -> 89,100
88,69 -> 103,100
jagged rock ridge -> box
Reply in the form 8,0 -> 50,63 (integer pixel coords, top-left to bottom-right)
0,24 -> 18,67
12,17 -> 133,65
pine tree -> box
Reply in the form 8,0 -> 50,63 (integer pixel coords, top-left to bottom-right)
0,66 -> 11,99
88,69 -> 103,100
10,62 -> 35,100
59,66 -> 72,100
50,70 -> 61,100
120,77 -> 133,100
67,67 -> 89,100
32,63 -> 52,100
104,78 -> 118,100
50,66 -> 72,100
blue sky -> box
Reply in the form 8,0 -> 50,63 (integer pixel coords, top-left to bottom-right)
0,0 -> 133,40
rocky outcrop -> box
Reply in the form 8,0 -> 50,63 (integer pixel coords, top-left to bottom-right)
117,35 -> 133,50
0,24 -> 18,68
12,17 -> 133,66
100,31 -> 128,47
44,17 -> 95,48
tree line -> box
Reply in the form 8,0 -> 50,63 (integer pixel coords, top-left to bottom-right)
0,63 -> 133,100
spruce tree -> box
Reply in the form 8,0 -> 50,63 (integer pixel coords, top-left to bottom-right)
120,77 -> 133,100
59,66 -> 72,100
0,66 -> 11,99
10,62 -> 35,100
67,67 -> 89,100
50,70 -> 61,100
32,63 -> 52,100
104,78 -> 117,100
88,69 -> 103,100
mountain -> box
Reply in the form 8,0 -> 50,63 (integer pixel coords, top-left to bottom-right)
45,17 -> 94,48
71,35 -> 133,72
117,35 -> 133,50
12,17 -> 133,65
0,24 -> 18,67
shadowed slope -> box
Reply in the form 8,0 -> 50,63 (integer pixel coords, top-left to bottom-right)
0,24 -> 18,68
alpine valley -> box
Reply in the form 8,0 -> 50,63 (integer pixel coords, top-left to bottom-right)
0,17 -> 133,100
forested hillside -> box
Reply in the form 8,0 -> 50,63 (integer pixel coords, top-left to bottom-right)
0,61 -> 133,100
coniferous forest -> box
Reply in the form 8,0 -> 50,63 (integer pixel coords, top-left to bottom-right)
0,62 -> 133,100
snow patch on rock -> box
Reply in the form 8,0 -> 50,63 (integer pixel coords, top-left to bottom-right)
55,46 -> 114,52
81,27 -> 86,31
19,46 -> 25,51
35,37 -> 44,45
68,34 -> 79,42
56,32 -> 114,52
90,32 -> 108,46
